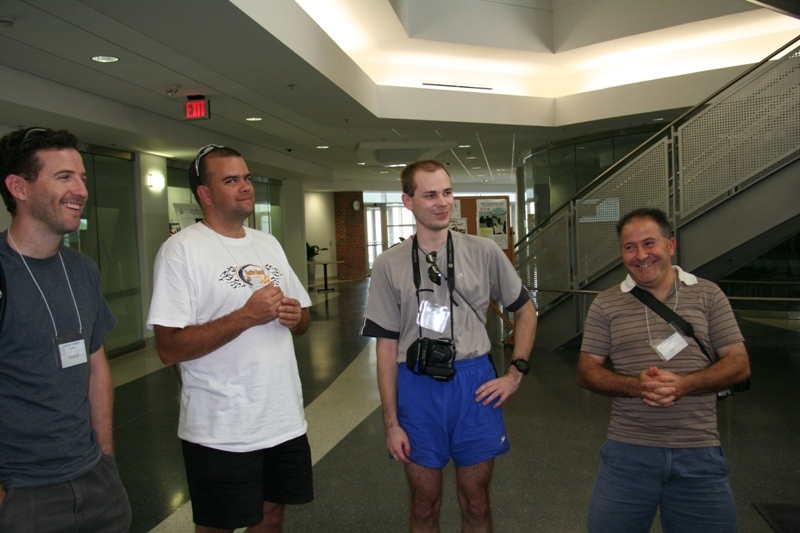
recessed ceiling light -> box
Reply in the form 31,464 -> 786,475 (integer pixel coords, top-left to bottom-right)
466,156 -> 477,160
316,145 -> 329,149
653,117 -> 665,122
458,144 -> 471,149
472,167 -> 481,170
380,171 -> 389,174
357,162 -> 366,166
91,55 -> 119,63
246,117 -> 262,122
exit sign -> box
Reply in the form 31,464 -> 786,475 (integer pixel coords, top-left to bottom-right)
185,99 -> 210,120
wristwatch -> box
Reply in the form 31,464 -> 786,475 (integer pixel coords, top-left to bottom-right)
509,359 -> 529,376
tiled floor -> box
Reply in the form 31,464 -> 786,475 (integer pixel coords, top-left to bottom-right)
110,279 -> 800,532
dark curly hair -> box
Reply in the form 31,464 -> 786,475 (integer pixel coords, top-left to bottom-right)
1,127 -> 80,215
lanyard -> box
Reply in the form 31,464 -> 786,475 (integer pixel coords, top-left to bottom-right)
7,233 -> 82,337
412,231 -> 455,339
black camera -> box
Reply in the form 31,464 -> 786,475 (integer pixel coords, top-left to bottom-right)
717,378 -> 751,400
406,337 -> 457,381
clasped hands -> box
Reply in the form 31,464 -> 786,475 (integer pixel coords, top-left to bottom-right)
243,282 -> 303,330
639,366 -> 682,407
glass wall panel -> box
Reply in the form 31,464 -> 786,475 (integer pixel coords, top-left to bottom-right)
80,153 -> 142,355
575,138 -> 614,192
521,129 -> 663,233
252,178 -> 271,235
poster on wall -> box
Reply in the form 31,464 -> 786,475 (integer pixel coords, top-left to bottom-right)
452,199 -> 462,219
450,218 -> 467,234
476,199 -> 508,249
174,203 -> 204,230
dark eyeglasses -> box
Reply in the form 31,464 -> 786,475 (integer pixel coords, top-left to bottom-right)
194,144 -> 223,175
426,251 -> 442,285
4,127 -> 47,179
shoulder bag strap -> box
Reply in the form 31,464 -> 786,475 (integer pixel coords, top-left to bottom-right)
629,285 -> 714,363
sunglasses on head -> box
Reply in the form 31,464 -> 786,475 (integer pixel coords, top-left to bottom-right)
4,127 -> 47,179
194,144 -> 223,176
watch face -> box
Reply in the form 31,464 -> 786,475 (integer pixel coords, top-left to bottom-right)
511,359 -> 529,375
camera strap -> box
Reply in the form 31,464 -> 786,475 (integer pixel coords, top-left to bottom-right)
412,232 -> 455,341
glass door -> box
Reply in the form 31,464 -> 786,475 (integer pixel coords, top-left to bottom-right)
366,204 -> 416,273
366,206 -> 384,273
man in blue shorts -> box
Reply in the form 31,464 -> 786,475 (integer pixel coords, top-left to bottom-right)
148,145 -> 312,532
361,159 -> 537,531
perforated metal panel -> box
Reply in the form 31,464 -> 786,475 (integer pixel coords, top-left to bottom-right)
518,210 -> 571,311
575,139 -> 670,284
679,47 -> 800,218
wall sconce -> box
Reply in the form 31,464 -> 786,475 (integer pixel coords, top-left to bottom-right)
148,172 -> 165,190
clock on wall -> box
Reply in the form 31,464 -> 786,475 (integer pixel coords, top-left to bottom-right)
352,200 -> 361,211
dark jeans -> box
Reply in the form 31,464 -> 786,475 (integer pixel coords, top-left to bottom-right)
0,453 -> 131,532
587,440 -> 737,533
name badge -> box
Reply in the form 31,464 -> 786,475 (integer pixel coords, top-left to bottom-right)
56,332 -> 88,368
652,332 -> 688,361
417,300 -> 450,334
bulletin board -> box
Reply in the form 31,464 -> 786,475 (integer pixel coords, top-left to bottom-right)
450,196 -> 514,264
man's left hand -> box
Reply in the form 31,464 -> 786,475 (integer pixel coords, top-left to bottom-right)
278,297 -> 302,329
475,372 -> 523,408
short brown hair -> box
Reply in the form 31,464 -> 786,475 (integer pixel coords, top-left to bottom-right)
400,160 -> 450,196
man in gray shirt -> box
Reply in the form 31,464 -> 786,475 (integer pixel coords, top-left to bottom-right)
361,159 -> 537,532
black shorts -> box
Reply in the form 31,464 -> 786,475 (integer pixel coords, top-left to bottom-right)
181,435 -> 313,529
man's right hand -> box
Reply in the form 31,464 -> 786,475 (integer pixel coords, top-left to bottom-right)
241,282 -> 284,326
386,425 -> 412,464
639,366 -> 677,407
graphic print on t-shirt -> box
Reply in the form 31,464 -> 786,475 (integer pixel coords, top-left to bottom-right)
218,263 -> 283,289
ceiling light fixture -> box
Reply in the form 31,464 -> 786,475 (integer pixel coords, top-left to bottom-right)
91,55 -> 119,63
0,15 -> 16,28
246,117 -> 262,122
458,144 -> 471,149
316,145 -> 329,149
422,82 -> 492,91
357,162 -> 366,166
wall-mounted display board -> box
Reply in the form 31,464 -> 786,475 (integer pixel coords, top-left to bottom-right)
450,196 -> 513,264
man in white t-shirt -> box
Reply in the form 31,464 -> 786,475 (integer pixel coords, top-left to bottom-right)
147,145 -> 312,533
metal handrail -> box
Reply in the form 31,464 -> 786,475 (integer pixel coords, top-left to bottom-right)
515,33 -> 800,249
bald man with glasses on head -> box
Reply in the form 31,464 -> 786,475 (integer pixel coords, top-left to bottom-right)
148,145 -> 312,533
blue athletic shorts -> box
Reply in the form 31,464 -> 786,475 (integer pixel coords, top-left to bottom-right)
397,354 -> 510,468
